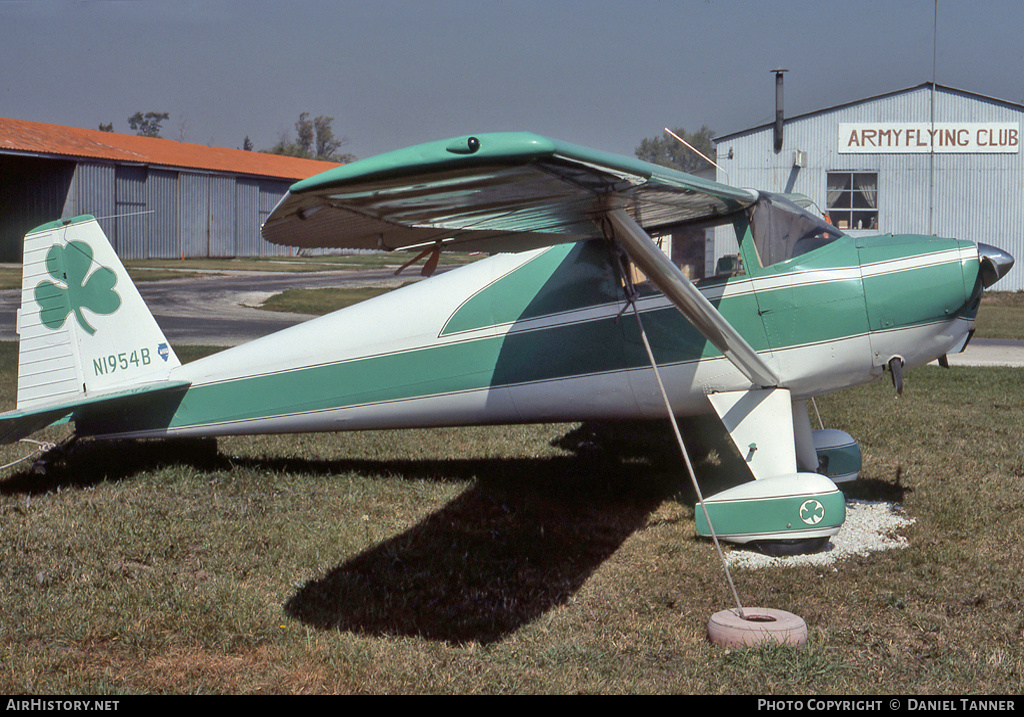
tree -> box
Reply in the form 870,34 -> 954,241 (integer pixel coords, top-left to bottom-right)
98,122 -> 114,133
242,136 -> 254,151
128,111 -> 170,138
314,115 -> 343,161
264,113 -> 355,162
294,112 -> 315,157
635,125 -> 716,174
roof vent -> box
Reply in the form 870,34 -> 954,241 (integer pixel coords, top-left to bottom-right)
772,69 -> 787,153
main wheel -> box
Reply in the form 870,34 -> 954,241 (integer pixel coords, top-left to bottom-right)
748,537 -> 829,557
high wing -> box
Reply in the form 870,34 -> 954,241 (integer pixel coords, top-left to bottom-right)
262,132 -> 777,387
262,132 -> 756,253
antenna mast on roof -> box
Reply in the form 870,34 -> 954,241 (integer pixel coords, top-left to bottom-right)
663,128 -> 727,183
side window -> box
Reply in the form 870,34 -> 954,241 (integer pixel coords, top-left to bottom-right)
626,233 -> 676,288
827,172 -> 878,231
626,214 -> 746,295
706,216 -> 747,280
669,215 -> 747,283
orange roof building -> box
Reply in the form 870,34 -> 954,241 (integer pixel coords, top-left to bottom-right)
0,116 -> 341,261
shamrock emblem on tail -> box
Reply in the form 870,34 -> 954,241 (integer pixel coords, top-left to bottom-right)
34,241 -> 121,335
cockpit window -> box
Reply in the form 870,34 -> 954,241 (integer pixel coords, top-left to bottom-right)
748,192 -> 843,267
621,193 -> 838,296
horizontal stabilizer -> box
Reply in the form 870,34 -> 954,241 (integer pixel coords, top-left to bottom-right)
0,380 -> 191,445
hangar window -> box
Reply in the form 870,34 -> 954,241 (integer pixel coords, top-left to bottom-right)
826,172 -> 878,231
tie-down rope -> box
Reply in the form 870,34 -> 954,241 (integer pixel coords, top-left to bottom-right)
0,439 -> 57,472
628,299 -> 746,619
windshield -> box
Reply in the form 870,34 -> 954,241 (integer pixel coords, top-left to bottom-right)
748,193 -> 844,267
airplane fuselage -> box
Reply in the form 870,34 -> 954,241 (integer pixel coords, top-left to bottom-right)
75,227 -> 982,442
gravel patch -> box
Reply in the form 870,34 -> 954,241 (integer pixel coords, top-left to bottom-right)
237,291 -> 278,309
725,499 -> 916,570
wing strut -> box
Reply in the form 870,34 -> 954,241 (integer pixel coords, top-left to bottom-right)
602,207 -> 779,388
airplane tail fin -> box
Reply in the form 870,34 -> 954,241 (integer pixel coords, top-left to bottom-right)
14,215 -> 181,414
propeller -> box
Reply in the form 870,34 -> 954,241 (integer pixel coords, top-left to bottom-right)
978,243 -> 1014,288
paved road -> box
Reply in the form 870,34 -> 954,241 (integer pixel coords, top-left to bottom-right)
0,267 -> 418,346
941,338 -> 1024,368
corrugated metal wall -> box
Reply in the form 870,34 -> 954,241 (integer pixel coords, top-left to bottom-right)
115,165 -> 148,258
235,179 -> 261,256
68,162 -> 116,243
714,85 -> 1024,290
179,172 -> 210,259
148,169 -> 179,258
208,176 -> 235,257
56,161 -> 293,260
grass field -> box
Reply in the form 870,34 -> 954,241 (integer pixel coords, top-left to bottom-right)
258,285 -> 415,315
976,291 -> 1024,339
0,333 -> 1022,694
0,253 -> 480,290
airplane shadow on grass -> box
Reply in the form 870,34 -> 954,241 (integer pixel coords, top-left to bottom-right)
0,419 -> 909,644
282,453 -> 677,645
276,419 -> 776,644
0,422 -> 699,644
0,423 -> 678,643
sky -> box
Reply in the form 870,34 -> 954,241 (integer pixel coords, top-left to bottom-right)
1,0 -> 1023,162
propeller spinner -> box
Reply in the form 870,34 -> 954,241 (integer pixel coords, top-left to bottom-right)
978,243 -> 1015,288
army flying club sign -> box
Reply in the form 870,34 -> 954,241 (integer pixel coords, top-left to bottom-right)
839,122 -> 1019,153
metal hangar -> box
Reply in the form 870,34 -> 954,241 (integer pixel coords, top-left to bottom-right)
712,83 -> 1024,291
0,117 -> 338,262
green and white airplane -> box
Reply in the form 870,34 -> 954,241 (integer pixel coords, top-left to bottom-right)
0,132 -> 1013,554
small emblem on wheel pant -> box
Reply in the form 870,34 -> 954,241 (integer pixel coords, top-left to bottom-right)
800,499 -> 825,525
